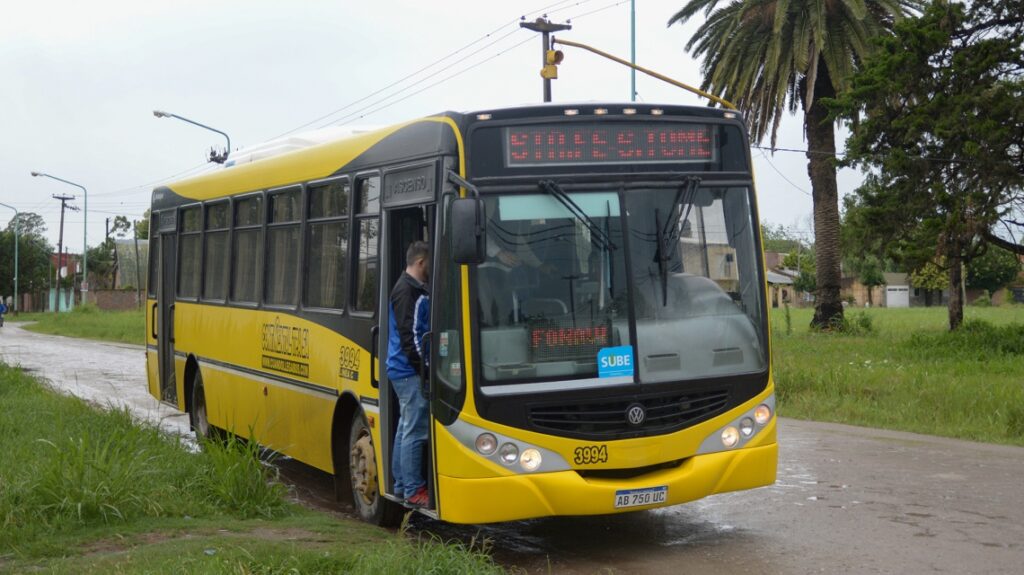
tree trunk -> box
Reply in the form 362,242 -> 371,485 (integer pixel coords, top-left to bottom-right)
867,287 -> 874,307
947,250 -> 964,331
806,65 -> 844,330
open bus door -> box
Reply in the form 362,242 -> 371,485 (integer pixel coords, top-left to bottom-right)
375,163 -> 438,514
154,209 -> 178,405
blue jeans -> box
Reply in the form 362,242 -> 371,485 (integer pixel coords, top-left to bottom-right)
390,373 -> 429,499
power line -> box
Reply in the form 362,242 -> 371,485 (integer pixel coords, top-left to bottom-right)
568,0 -> 629,21
320,0 -> 612,129
330,36 -> 537,128
751,144 -> 979,165
756,150 -> 812,197
319,28 -> 530,129
273,0 -> 589,139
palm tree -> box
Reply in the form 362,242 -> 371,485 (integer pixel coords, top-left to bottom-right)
669,0 -> 917,329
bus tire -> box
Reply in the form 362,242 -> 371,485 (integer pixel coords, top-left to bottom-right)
190,370 -> 224,443
349,413 -> 403,527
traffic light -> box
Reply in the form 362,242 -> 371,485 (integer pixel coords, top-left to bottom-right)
541,49 -> 564,79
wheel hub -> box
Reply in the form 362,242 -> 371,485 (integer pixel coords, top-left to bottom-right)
350,432 -> 378,505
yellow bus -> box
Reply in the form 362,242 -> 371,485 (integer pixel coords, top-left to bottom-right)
146,103 -> 777,525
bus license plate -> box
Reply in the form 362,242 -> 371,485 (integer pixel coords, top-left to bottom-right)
614,486 -> 668,509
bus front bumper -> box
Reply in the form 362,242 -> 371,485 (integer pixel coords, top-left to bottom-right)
436,440 -> 777,524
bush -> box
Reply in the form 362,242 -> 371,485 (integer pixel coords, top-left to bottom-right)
971,291 -> 992,307
829,311 -> 874,335
904,319 -> 1024,359
1007,405 -> 1024,440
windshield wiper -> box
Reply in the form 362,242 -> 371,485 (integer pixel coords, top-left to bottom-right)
654,176 -> 701,306
538,179 -> 617,252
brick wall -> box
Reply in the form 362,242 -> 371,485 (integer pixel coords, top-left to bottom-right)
86,289 -> 143,311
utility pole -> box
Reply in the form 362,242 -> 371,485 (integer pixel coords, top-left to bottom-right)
52,194 -> 76,313
133,220 -> 142,308
106,217 -> 120,291
630,0 -> 636,101
519,16 -> 572,102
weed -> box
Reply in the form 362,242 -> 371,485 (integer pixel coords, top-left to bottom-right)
18,307 -> 145,345
826,311 -> 875,335
971,291 -> 992,307
195,432 -> 289,519
351,533 -> 505,575
1007,406 -> 1024,439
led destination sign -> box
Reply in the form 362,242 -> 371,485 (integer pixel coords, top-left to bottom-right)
505,123 -> 715,167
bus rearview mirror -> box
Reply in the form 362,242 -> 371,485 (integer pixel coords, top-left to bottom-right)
451,197 -> 486,264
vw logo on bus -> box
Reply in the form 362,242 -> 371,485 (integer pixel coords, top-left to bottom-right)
626,403 -> 646,426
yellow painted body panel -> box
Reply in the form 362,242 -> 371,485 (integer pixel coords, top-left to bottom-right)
434,386 -> 777,523
438,440 -> 776,524
172,302 -> 377,472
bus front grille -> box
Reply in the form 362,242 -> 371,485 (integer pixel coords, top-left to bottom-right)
528,389 -> 730,439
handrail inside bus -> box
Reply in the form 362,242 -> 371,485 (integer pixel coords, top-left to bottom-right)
551,38 -> 738,111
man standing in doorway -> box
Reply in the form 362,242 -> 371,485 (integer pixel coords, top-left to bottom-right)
386,240 -> 431,508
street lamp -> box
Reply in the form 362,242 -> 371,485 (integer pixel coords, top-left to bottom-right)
0,201 -> 17,313
30,172 -> 89,298
153,110 -> 231,164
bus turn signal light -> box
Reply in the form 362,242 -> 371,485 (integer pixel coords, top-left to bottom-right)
754,404 -> 772,425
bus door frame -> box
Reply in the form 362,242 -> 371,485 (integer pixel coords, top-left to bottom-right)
154,208 -> 178,405
374,160 -> 439,507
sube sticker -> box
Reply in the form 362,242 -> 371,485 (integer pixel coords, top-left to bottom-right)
597,346 -> 634,378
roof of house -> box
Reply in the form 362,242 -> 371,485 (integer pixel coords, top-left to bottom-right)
767,270 -> 794,285
884,272 -> 909,286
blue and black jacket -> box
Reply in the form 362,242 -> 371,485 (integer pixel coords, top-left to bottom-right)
386,272 -> 430,380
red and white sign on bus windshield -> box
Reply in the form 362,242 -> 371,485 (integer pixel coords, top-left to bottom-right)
505,123 -> 715,167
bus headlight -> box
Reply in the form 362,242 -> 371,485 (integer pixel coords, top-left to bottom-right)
739,417 -> 755,437
721,426 -> 740,448
475,433 -> 497,455
754,404 -> 772,425
499,443 -> 519,465
519,448 -> 542,472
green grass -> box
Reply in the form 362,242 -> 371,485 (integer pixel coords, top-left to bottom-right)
13,304 -> 145,345
0,364 -> 505,574
771,305 -> 1024,445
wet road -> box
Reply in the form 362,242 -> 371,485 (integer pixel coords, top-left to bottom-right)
3,322 -> 1022,574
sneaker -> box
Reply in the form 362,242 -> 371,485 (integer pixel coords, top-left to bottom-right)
405,486 -> 429,509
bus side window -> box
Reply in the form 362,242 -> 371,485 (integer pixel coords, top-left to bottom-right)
352,176 -> 380,314
231,195 -> 263,303
265,187 -> 302,307
305,178 -> 350,310
177,205 -> 202,299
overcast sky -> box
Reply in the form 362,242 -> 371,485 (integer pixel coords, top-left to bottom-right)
1,0 -> 864,249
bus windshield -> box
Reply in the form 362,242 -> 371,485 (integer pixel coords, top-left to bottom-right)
475,186 -> 766,388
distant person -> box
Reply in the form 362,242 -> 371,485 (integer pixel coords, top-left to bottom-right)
385,241 -> 431,509
0,298 -> 6,327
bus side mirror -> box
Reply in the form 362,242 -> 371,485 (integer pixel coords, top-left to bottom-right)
451,197 -> 485,264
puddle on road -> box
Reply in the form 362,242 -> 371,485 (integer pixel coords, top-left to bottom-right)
273,454 -> 771,571
406,503 -> 759,570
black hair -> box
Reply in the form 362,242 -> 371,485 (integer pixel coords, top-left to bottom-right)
406,240 -> 430,266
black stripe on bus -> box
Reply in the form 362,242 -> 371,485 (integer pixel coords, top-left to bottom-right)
196,356 -> 339,397
360,396 -> 379,407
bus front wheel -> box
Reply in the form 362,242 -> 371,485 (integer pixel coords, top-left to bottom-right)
349,413 -> 402,526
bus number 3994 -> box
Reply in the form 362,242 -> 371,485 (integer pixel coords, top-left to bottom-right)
573,444 -> 609,465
